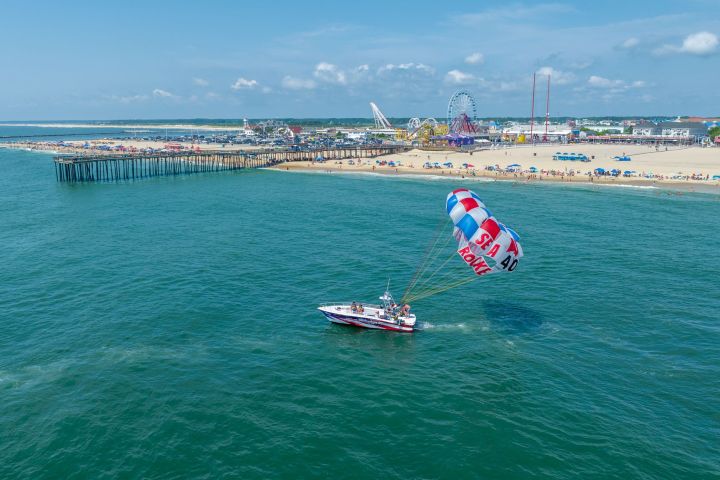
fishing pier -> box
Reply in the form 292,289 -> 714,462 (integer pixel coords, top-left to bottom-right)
53,145 -> 408,182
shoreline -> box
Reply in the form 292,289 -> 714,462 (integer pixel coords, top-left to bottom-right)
271,162 -> 720,193
2,139 -> 719,192
0,122 -> 247,131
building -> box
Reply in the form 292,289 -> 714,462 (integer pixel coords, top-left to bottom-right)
658,121 -> 708,138
633,121 -> 659,136
501,125 -> 573,142
582,125 -> 624,134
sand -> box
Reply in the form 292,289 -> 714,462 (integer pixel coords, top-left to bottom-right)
2,138 -> 719,189
277,144 -> 720,189
0,139 -> 263,154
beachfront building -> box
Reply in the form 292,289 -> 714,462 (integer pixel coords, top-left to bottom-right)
633,121 -> 660,136
501,125 -> 573,143
581,125 -> 624,134
658,121 -> 708,139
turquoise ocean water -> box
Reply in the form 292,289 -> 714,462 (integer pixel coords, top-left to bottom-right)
1,137 -> 719,478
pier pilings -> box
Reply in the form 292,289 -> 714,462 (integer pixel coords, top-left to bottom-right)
53,146 -> 408,183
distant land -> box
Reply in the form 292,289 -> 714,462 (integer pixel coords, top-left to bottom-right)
0,116 -> 710,129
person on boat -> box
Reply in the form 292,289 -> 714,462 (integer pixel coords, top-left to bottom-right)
357,304 -> 364,314
351,302 -> 357,313
400,304 -> 411,316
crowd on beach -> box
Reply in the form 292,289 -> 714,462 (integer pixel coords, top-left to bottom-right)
3,138 -> 719,187
0,139 -> 226,156
1,140 -> 176,155
308,157 -> 720,184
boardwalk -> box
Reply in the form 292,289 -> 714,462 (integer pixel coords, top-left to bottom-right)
54,145 -> 408,182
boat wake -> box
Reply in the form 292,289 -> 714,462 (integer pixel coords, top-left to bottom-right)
416,321 -> 471,331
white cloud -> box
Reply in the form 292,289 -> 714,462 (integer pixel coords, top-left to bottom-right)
152,89 -> 173,98
445,69 -> 475,85
356,64 -> 369,72
314,62 -> 347,85
465,52 -> 484,64
193,78 -> 209,87
536,66 -> 575,85
679,31 -> 718,54
587,75 -> 623,88
377,63 -> 435,75
231,77 -> 259,90
281,76 -> 317,90
621,37 -> 639,49
587,75 -> 646,91
654,31 -> 719,56
107,94 -> 149,104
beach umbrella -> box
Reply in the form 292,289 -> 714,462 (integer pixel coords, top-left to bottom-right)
467,164 -> 475,168
529,166 -> 538,173
712,175 -> 720,180
594,167 -> 605,174
508,163 -> 521,167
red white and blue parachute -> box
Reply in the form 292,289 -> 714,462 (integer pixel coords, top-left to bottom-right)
446,188 -> 523,276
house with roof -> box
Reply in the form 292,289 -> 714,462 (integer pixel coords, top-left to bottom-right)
633,121 -> 660,136
658,121 -> 708,139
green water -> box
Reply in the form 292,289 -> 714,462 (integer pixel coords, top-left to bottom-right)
1,149 -> 719,479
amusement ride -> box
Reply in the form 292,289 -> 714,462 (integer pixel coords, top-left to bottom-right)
447,90 -> 479,135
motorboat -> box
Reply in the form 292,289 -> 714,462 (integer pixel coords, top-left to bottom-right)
318,291 -> 416,333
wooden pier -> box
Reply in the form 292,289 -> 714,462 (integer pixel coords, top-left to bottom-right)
53,145 -> 408,182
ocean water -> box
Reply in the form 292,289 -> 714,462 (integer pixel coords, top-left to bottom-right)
1,146 -> 719,479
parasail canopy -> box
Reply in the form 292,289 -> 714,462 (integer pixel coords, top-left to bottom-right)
446,188 -> 523,276
402,188 -> 524,303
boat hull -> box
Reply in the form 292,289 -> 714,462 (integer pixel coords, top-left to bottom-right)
319,308 -> 414,333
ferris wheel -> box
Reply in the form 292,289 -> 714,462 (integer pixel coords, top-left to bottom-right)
447,90 -> 478,133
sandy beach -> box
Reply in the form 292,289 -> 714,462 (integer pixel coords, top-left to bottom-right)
3,138 -> 719,189
0,138 -> 263,154
276,144 -> 720,190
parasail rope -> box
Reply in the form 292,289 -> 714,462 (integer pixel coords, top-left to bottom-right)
404,275 -> 478,303
402,217 -> 452,301
405,250 -> 458,298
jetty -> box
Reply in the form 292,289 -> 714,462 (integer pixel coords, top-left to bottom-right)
53,145 -> 407,182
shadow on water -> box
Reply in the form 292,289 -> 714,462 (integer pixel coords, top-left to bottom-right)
482,300 -> 544,334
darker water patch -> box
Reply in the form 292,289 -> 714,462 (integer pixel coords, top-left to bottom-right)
482,300 -> 544,334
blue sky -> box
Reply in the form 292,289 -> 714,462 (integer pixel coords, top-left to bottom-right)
1,0 -> 718,120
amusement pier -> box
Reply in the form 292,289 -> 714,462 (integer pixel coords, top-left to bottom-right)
53,145 -> 408,182
1,90 -> 715,185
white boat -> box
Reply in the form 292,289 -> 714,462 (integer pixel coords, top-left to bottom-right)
318,291 -> 416,333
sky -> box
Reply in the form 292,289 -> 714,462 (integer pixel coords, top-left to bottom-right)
0,0 -> 719,120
